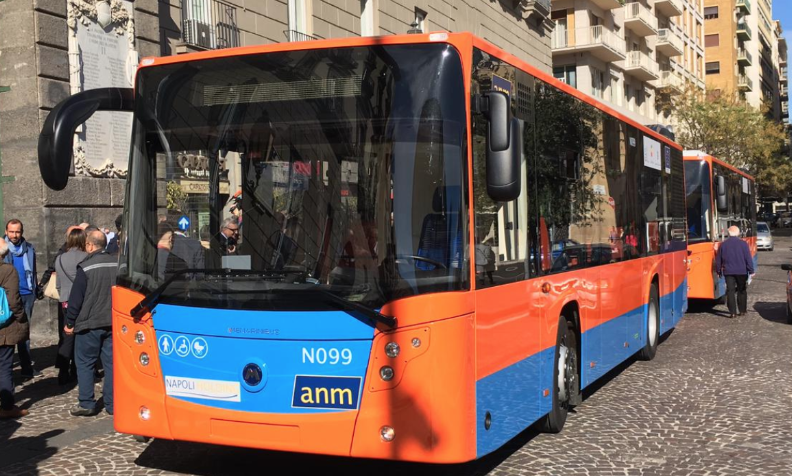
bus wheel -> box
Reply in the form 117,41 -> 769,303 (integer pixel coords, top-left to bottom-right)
541,317 -> 578,434
638,284 -> 660,361
133,435 -> 151,443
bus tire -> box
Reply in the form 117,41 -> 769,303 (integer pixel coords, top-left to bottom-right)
541,316 -> 578,434
637,284 -> 660,361
133,435 -> 151,443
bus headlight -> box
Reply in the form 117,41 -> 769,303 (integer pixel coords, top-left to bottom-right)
134,330 -> 145,344
380,426 -> 395,442
384,342 -> 400,358
379,366 -> 394,381
139,406 -> 150,421
139,353 -> 150,366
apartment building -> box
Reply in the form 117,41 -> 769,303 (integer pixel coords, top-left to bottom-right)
703,0 -> 785,121
550,0 -> 705,128
165,0 -> 555,72
776,21 -> 788,124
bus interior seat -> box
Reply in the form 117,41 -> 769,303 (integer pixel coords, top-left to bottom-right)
416,186 -> 462,271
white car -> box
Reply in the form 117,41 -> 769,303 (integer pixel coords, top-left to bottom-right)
756,222 -> 773,251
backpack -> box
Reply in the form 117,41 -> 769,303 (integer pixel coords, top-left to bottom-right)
0,287 -> 12,329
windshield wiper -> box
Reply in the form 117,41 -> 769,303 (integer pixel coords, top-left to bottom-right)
129,269 -> 288,319
310,289 -> 396,329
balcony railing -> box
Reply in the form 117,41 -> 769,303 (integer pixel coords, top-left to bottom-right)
737,22 -> 752,40
180,0 -> 240,50
736,0 -> 752,14
737,47 -> 753,65
657,28 -> 683,56
657,70 -> 684,92
284,30 -> 318,42
624,2 -> 658,36
552,26 -> 626,61
782,69 -> 789,82
781,86 -> 789,97
738,74 -> 753,91
625,50 -> 659,80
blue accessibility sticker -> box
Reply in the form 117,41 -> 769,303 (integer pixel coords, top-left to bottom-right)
158,334 -> 174,356
191,337 -> 208,359
174,336 -> 191,357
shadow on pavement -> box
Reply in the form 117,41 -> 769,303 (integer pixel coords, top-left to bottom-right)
134,434 -> 537,476
13,344 -> 78,411
0,425 -> 63,475
753,301 -> 791,325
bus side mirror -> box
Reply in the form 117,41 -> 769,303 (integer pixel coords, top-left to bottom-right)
715,175 -> 728,212
782,264 -> 792,271
38,87 -> 134,191
481,91 -> 521,202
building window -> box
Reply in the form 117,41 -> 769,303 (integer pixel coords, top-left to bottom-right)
705,34 -> 719,47
705,61 -> 720,75
553,65 -> 577,88
703,6 -> 718,20
626,84 -> 633,111
592,69 -> 605,99
288,0 -> 311,37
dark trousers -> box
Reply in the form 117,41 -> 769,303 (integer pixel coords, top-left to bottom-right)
16,294 -> 35,374
75,328 -> 113,413
56,303 -> 76,373
725,274 -> 748,315
0,345 -> 15,410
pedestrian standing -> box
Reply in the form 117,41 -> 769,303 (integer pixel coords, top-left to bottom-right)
54,228 -> 88,384
715,225 -> 755,318
3,219 -> 41,379
64,230 -> 116,416
0,240 -> 30,419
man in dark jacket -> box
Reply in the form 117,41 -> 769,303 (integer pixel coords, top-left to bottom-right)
64,230 -> 117,416
715,226 -> 755,318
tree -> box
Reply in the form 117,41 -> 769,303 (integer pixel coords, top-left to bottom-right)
672,87 -> 789,197
166,181 -> 188,212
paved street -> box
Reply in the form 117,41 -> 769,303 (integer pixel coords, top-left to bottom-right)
2,236 -> 791,476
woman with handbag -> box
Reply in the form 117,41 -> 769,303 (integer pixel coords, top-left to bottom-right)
54,228 -> 88,385
0,239 -> 29,418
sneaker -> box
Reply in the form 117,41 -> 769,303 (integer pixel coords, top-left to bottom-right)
0,406 -> 29,419
69,405 -> 99,417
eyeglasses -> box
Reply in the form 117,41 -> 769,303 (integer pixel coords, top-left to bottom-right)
225,226 -> 239,233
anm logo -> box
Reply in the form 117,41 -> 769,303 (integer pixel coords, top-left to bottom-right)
291,375 -> 362,410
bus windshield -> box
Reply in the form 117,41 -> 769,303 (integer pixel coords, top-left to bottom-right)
684,160 -> 711,242
119,43 -> 468,311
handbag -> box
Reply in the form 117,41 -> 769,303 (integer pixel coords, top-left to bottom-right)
43,273 -> 59,300
0,287 -> 12,329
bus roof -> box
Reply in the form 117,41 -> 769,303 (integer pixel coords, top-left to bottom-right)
683,151 -> 755,181
136,31 -> 681,151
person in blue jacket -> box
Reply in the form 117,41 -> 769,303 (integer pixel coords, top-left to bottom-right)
715,226 -> 755,318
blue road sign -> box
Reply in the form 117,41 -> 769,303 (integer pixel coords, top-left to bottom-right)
178,215 -> 190,231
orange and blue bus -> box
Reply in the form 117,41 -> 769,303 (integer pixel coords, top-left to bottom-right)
38,32 -> 687,463
684,152 -> 757,301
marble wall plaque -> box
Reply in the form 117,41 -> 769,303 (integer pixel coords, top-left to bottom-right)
69,0 -> 137,177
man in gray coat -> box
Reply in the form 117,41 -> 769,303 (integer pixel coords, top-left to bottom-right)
64,230 -> 117,416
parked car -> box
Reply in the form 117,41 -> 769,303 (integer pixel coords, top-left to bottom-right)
781,212 -> 792,228
756,222 -> 773,251
780,264 -> 792,323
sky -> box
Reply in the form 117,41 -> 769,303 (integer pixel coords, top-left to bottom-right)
776,1 -> 792,49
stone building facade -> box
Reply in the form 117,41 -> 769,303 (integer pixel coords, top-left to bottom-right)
0,0 -> 552,335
